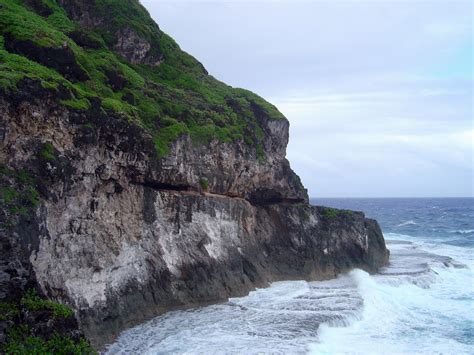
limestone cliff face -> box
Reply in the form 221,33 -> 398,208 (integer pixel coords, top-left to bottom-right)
0,0 -> 388,350
0,84 -> 388,348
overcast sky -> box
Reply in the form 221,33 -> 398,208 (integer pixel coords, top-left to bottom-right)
141,0 -> 473,197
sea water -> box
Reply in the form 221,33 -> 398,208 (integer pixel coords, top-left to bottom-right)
106,198 -> 474,354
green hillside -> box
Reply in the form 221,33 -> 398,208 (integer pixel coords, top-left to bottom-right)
0,0 -> 285,158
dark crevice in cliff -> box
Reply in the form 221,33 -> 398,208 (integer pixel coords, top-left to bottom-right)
248,188 -> 305,206
133,180 -> 305,206
0,0 -> 389,352
250,197 -> 306,206
138,180 -> 192,192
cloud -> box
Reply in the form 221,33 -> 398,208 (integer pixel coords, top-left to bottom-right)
272,81 -> 473,197
141,0 -> 473,197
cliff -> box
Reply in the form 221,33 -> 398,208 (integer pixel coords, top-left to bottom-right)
0,0 -> 389,351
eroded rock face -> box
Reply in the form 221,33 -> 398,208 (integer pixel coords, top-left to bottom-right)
152,125 -> 307,204
113,27 -> 162,65
0,90 -> 388,348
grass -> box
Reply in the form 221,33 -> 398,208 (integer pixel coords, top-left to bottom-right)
154,121 -> 189,157
0,0 -> 285,159
0,0 -> 68,48
21,289 -> 74,318
60,97 -> 91,110
321,207 -> 354,219
0,43 -> 65,92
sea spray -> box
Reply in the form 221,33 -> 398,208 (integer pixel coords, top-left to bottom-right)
107,198 -> 474,354
311,240 -> 473,355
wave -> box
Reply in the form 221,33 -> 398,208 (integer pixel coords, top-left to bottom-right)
310,240 -> 474,355
310,266 -> 473,354
106,237 -> 473,355
396,220 -> 417,227
385,233 -> 474,268
449,229 -> 474,235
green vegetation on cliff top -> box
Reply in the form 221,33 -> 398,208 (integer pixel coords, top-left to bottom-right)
0,0 -> 285,158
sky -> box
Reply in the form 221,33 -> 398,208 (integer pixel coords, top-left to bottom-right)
141,0 -> 473,197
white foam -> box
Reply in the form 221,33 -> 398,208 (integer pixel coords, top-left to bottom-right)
310,258 -> 474,354
396,220 -> 417,227
449,229 -> 474,235
106,238 -> 474,355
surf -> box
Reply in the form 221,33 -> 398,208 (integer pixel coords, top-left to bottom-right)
311,240 -> 473,354
106,235 -> 472,354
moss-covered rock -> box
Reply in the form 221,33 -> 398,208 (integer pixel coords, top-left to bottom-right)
0,0 -> 285,160
0,1 -> 389,351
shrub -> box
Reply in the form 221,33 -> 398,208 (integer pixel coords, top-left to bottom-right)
0,302 -> 19,321
321,208 -> 339,219
3,330 -> 95,354
40,142 -> 55,161
21,289 -> 74,318
321,208 -> 354,219
199,178 -> 209,191
0,290 -> 94,354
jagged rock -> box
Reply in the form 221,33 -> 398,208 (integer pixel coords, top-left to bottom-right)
0,0 -> 389,350
0,87 -> 388,348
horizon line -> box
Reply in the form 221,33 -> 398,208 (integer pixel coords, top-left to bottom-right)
310,196 -> 474,199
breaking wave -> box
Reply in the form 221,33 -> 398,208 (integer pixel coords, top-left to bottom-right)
310,236 -> 473,354
106,235 -> 473,354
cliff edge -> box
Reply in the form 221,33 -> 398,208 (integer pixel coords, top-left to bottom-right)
0,0 -> 389,350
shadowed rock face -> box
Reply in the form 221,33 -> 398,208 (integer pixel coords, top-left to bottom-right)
0,85 -> 388,348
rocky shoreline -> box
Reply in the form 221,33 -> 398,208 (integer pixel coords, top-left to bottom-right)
0,0 -> 388,350
1,89 -> 388,348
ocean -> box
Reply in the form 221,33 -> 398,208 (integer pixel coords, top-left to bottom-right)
106,198 -> 474,354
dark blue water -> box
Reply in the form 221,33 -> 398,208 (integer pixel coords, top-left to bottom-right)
108,198 -> 474,354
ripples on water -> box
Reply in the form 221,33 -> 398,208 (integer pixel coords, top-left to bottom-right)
106,198 -> 474,354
